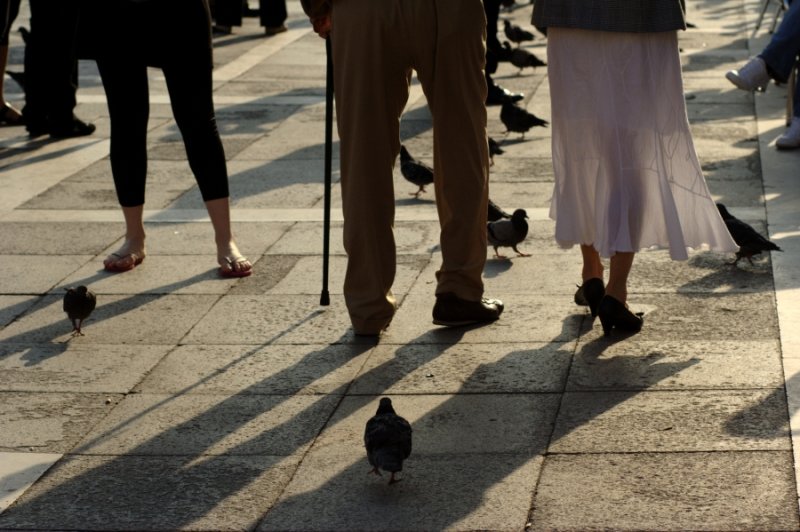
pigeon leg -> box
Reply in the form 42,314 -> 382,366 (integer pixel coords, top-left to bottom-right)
368,467 -> 382,477
512,246 -> 531,257
388,472 -> 403,485
70,319 -> 85,337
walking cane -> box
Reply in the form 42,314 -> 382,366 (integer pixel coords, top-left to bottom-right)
320,36 -> 333,306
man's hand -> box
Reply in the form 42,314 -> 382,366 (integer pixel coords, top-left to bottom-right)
312,14 -> 331,38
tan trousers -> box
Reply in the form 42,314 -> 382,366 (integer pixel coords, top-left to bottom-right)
331,0 -> 490,333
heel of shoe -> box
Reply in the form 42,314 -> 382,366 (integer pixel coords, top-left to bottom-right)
597,295 -> 643,336
582,278 -> 605,318
598,308 -> 613,336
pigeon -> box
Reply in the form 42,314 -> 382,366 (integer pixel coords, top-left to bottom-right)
364,397 -> 412,485
504,42 -> 546,73
488,198 -> 512,222
503,19 -> 534,47
487,208 -> 530,258
500,101 -> 548,138
63,285 -> 97,337
716,203 -> 782,265
399,145 -> 434,198
488,136 -> 504,165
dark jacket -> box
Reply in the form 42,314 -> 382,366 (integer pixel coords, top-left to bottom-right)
532,0 -> 686,33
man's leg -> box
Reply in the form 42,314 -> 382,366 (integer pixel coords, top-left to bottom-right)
330,0 -> 411,334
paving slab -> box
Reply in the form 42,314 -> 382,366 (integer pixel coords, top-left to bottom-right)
0,392 -> 120,453
0,454 -> 299,532
0,221 -> 125,255
136,343 -> 374,395
0,343 -> 172,393
0,452 -> 61,513
258,453 -> 542,532
531,452 -> 799,531
568,339 -> 783,391
0,294 -> 220,345
349,341 -> 574,394
549,389 -> 790,453
74,392 -> 341,457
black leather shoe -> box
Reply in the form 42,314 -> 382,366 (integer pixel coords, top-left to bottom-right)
574,278 -> 605,317
50,118 -> 96,139
597,295 -> 643,337
486,84 -> 524,106
432,292 -> 504,327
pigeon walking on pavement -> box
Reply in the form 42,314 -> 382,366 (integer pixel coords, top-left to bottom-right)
63,285 -> 97,337
500,101 -> 548,138
505,42 -> 546,73
364,397 -> 412,485
487,208 -> 530,258
399,145 -> 434,198
503,19 -> 534,47
716,203 -> 782,265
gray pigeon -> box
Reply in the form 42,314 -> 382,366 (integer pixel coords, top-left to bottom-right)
488,208 -> 530,258
503,19 -> 534,47
504,42 -> 546,73
500,101 -> 548,138
400,145 -> 434,198
717,203 -> 782,265
63,285 -> 96,336
364,397 -> 412,485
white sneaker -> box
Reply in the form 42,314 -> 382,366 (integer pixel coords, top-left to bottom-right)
725,57 -> 770,92
776,117 -> 800,149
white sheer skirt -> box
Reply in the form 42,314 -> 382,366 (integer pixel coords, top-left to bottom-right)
546,27 -> 738,260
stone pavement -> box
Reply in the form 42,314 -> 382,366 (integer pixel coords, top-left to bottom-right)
1,0 -> 800,530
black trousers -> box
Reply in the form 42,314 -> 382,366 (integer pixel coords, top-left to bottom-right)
23,0 -> 81,130
213,0 -> 287,28
94,0 -> 229,207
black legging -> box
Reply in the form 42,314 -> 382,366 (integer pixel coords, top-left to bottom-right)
93,0 -> 229,207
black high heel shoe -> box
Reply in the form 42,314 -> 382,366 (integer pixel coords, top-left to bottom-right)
574,278 -> 605,317
597,295 -> 643,336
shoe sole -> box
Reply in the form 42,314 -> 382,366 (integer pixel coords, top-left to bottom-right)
432,316 -> 499,327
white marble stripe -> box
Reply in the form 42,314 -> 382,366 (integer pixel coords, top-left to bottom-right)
0,452 -> 62,513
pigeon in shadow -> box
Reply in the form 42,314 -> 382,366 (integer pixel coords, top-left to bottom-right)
503,19 -> 534,47
488,198 -> 512,222
63,285 -> 97,337
365,397 -> 412,485
488,136 -> 504,165
717,203 -> 782,265
504,42 -> 546,73
399,145 -> 434,199
500,101 -> 548,138
488,208 -> 530,258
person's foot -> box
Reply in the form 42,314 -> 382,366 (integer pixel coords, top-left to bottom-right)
50,118 -> 96,139
725,57 -> 770,92
486,84 -> 524,106
264,24 -> 288,36
776,117 -> 800,149
0,102 -> 25,126
432,292 -> 504,327
104,240 -> 146,272
218,242 -> 253,277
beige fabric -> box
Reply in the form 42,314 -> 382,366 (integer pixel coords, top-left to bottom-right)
330,0 -> 489,332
